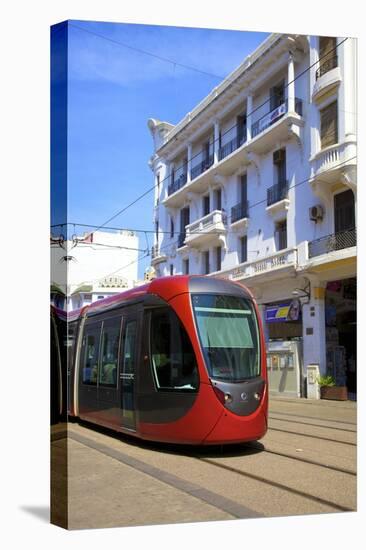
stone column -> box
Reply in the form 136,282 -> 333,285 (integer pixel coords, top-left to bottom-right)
246,94 -> 253,141
287,52 -> 295,113
187,142 -> 192,183
302,282 -> 327,387
214,120 -> 220,164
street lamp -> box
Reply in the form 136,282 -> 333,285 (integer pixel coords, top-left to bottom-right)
292,282 -> 311,303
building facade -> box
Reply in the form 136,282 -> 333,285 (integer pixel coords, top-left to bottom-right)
51,230 -> 139,310
148,34 -> 357,399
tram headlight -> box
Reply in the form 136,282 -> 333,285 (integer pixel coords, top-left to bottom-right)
224,393 -> 233,404
253,392 -> 261,401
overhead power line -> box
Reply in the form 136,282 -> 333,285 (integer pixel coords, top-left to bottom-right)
60,156 -> 356,287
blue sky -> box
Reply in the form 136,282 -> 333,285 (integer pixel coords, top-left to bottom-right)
60,20 -> 269,278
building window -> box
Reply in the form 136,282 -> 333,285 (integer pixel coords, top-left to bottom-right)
273,148 -> 286,185
203,250 -> 210,274
320,101 -> 338,149
334,189 -> 355,233
203,195 -> 210,216
240,174 -> 247,204
237,114 -> 247,145
216,246 -> 222,272
270,81 -> 285,111
214,189 -> 222,211
170,217 -> 174,238
183,258 -> 189,275
275,220 -> 287,250
240,235 -> 247,263
170,264 -> 174,276
155,220 -> 159,241
318,36 -> 337,78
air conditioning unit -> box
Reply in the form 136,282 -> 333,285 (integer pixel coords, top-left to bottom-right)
309,205 -> 324,222
273,149 -> 285,164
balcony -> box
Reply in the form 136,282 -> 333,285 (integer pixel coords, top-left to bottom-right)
231,201 -> 249,230
151,244 -> 167,265
310,138 -> 357,189
249,98 -> 303,155
185,210 -> 227,248
308,228 -> 356,259
168,172 -> 187,196
316,55 -> 338,80
252,98 -> 303,138
219,133 -> 246,161
222,247 -> 298,283
190,155 -> 214,180
267,180 -> 289,206
312,56 -> 341,103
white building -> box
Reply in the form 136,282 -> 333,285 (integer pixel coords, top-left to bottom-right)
51,230 -> 139,310
148,34 -> 357,399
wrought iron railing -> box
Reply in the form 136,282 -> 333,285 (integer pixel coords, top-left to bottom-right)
190,155 -> 214,180
167,172 -> 187,196
252,98 -> 303,138
267,180 -> 289,206
219,132 -> 247,161
308,228 -> 356,258
316,55 -> 338,80
231,201 -> 249,223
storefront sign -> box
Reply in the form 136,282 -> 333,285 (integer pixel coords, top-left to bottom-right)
266,299 -> 301,323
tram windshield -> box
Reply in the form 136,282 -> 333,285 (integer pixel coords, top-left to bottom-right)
192,294 -> 260,381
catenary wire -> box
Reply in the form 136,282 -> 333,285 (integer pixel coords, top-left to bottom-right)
53,156 -> 356,287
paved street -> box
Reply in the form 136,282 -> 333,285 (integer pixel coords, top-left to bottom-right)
51,395 -> 357,530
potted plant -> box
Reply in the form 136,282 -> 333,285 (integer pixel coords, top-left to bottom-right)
317,375 -> 348,401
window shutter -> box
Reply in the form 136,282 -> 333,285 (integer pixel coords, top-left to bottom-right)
320,101 -> 338,148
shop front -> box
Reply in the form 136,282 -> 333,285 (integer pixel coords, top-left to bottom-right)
265,299 -> 304,397
325,277 -> 357,398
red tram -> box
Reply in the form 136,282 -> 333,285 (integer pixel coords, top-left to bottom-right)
60,275 -> 268,445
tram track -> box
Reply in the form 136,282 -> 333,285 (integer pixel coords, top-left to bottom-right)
194,456 -> 354,513
268,414 -> 357,433
268,426 -> 356,446
268,410 -> 357,427
68,427 -> 356,517
245,444 -> 356,476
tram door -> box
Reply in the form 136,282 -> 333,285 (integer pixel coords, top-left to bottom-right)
120,311 -> 140,431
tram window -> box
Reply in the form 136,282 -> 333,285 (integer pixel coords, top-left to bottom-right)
99,320 -> 120,387
192,294 -> 260,381
150,308 -> 198,391
82,327 -> 101,385
122,320 -> 137,373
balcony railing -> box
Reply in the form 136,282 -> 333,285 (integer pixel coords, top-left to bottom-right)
219,132 -> 247,161
168,172 -> 187,196
190,155 -> 214,180
308,228 -> 356,258
231,201 -> 249,223
316,55 -> 338,80
267,180 -> 289,206
151,244 -> 167,263
252,98 -> 303,138
229,247 -> 297,281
